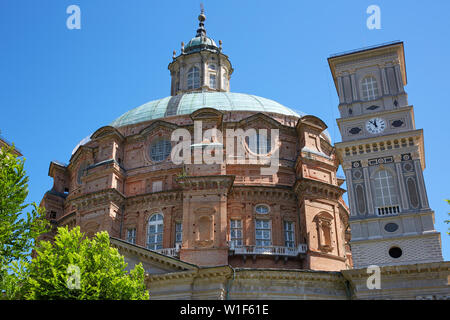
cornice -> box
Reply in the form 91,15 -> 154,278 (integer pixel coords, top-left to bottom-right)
294,177 -> 346,200
341,261 -> 450,279
336,105 -> 414,126
66,188 -> 126,210
229,185 -> 296,202
176,175 -> 235,194
335,129 -> 423,150
233,268 -> 344,283
126,190 -> 183,209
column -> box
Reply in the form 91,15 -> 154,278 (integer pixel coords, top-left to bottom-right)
414,160 -> 429,208
350,73 -> 358,101
337,76 -> 345,104
344,169 -> 357,216
137,211 -> 145,247
394,64 -> 404,93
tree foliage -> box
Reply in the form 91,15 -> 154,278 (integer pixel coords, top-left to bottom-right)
0,144 -> 49,265
0,144 -> 49,298
22,226 -> 149,300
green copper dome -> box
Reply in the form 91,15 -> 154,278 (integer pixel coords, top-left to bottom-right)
110,92 -> 304,128
184,36 -> 218,54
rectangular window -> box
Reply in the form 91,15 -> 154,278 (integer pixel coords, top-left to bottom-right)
255,219 -> 271,247
127,228 -> 136,245
209,74 -> 216,89
284,221 -> 295,248
152,181 -> 162,193
175,222 -> 183,246
230,219 -> 243,247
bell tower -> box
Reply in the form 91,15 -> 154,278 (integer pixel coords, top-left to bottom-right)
328,42 -> 443,268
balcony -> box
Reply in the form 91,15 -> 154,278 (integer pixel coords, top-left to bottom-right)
155,243 -> 181,258
376,205 -> 400,217
229,243 -> 307,260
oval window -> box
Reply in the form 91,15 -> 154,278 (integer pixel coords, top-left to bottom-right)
407,177 -> 420,208
150,139 -> 172,162
255,204 -> 269,214
384,223 -> 399,233
388,246 -> 402,259
355,185 -> 366,215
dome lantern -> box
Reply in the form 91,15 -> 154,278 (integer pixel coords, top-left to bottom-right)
168,7 -> 233,95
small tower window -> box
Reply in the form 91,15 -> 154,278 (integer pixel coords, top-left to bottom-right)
361,76 -> 379,101
388,246 -> 402,258
208,63 -> 216,71
187,66 -> 200,90
209,74 -> 217,89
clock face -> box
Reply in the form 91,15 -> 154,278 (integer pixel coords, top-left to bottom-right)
366,117 -> 386,134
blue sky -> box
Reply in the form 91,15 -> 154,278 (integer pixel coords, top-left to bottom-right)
0,0 -> 449,260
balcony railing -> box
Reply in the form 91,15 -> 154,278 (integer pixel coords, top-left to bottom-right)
155,243 -> 181,258
376,205 -> 400,216
229,244 -> 307,257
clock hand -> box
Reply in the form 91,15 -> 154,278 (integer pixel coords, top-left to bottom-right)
374,119 -> 378,127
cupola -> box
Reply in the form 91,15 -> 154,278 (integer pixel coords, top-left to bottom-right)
168,7 -> 233,95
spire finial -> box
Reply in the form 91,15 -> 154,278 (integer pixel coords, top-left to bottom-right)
196,3 -> 207,37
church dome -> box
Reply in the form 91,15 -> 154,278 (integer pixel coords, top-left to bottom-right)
110,91 -> 304,128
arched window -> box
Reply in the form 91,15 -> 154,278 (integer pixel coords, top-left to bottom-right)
373,169 -> 399,211
150,138 -> 171,162
361,76 -> 379,101
147,213 -> 163,250
187,66 -> 200,90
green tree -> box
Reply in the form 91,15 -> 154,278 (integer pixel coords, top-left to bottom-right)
0,144 -> 49,298
22,226 -> 149,300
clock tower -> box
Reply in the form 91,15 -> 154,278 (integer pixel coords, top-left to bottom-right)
328,42 -> 443,268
